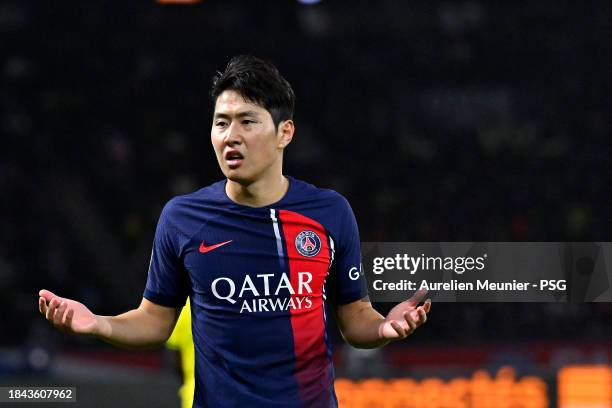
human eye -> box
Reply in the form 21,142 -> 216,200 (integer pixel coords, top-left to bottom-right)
215,120 -> 228,128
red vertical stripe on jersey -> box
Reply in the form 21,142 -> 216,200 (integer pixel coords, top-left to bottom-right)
279,210 -> 331,405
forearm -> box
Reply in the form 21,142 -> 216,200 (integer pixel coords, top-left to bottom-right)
338,305 -> 388,349
95,308 -> 174,349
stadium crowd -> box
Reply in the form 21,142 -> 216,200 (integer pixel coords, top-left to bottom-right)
1,0 -> 610,367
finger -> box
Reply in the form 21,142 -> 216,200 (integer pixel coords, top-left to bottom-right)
390,321 -> 406,338
39,297 -> 47,315
52,302 -> 64,325
404,311 -> 417,332
410,307 -> 423,325
39,289 -> 57,303
417,307 -> 427,324
53,302 -> 67,326
413,306 -> 425,324
423,299 -> 432,313
46,298 -> 59,322
409,309 -> 420,323
407,289 -> 428,306
64,308 -> 74,328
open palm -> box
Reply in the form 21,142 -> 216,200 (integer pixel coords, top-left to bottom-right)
380,290 -> 431,339
39,289 -> 98,334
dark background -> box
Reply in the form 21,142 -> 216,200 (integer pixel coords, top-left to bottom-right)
1,0 -> 611,405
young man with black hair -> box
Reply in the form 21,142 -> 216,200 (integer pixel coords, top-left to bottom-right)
38,55 -> 431,407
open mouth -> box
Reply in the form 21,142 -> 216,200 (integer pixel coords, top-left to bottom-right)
224,150 -> 244,169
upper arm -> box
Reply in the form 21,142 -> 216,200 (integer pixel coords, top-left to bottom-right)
138,297 -> 182,338
334,295 -> 380,336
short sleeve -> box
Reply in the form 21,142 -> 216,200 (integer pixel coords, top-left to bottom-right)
143,200 -> 190,307
327,196 -> 368,305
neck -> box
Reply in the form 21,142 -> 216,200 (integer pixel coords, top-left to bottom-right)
226,174 -> 289,207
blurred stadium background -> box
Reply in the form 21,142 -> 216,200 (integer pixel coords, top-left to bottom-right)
1,1 -> 611,407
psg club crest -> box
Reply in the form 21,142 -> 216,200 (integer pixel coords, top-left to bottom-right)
295,230 -> 322,257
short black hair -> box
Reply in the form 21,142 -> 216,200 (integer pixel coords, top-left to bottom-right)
211,55 -> 295,129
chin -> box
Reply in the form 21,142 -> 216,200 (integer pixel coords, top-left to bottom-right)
225,171 -> 254,186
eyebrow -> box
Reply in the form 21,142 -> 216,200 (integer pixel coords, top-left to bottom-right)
213,110 -> 260,120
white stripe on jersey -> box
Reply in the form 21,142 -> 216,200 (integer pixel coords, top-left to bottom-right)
270,209 -> 285,269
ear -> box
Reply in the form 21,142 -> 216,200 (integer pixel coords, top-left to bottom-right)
277,120 -> 295,149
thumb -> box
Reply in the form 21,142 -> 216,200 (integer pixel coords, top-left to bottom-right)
39,289 -> 57,302
406,289 -> 428,306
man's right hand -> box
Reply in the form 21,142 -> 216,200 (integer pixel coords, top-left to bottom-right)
38,289 -> 109,337
39,290 -> 179,347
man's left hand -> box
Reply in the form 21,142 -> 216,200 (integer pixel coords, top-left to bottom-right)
378,290 -> 431,340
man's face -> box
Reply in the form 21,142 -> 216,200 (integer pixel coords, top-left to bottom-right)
211,90 -> 286,185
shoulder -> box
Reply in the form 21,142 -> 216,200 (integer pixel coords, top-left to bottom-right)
161,180 -> 225,213
153,180 -> 226,242
288,177 -> 353,211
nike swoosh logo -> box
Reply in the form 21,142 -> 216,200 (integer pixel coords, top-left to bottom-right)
199,240 -> 232,254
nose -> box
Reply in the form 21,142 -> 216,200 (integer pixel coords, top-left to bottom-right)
224,121 -> 243,146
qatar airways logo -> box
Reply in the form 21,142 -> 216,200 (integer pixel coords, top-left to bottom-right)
211,272 -> 314,314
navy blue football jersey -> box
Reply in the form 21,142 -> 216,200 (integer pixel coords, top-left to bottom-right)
144,177 -> 367,407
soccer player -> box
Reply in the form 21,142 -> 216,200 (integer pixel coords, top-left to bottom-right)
38,55 -> 431,407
